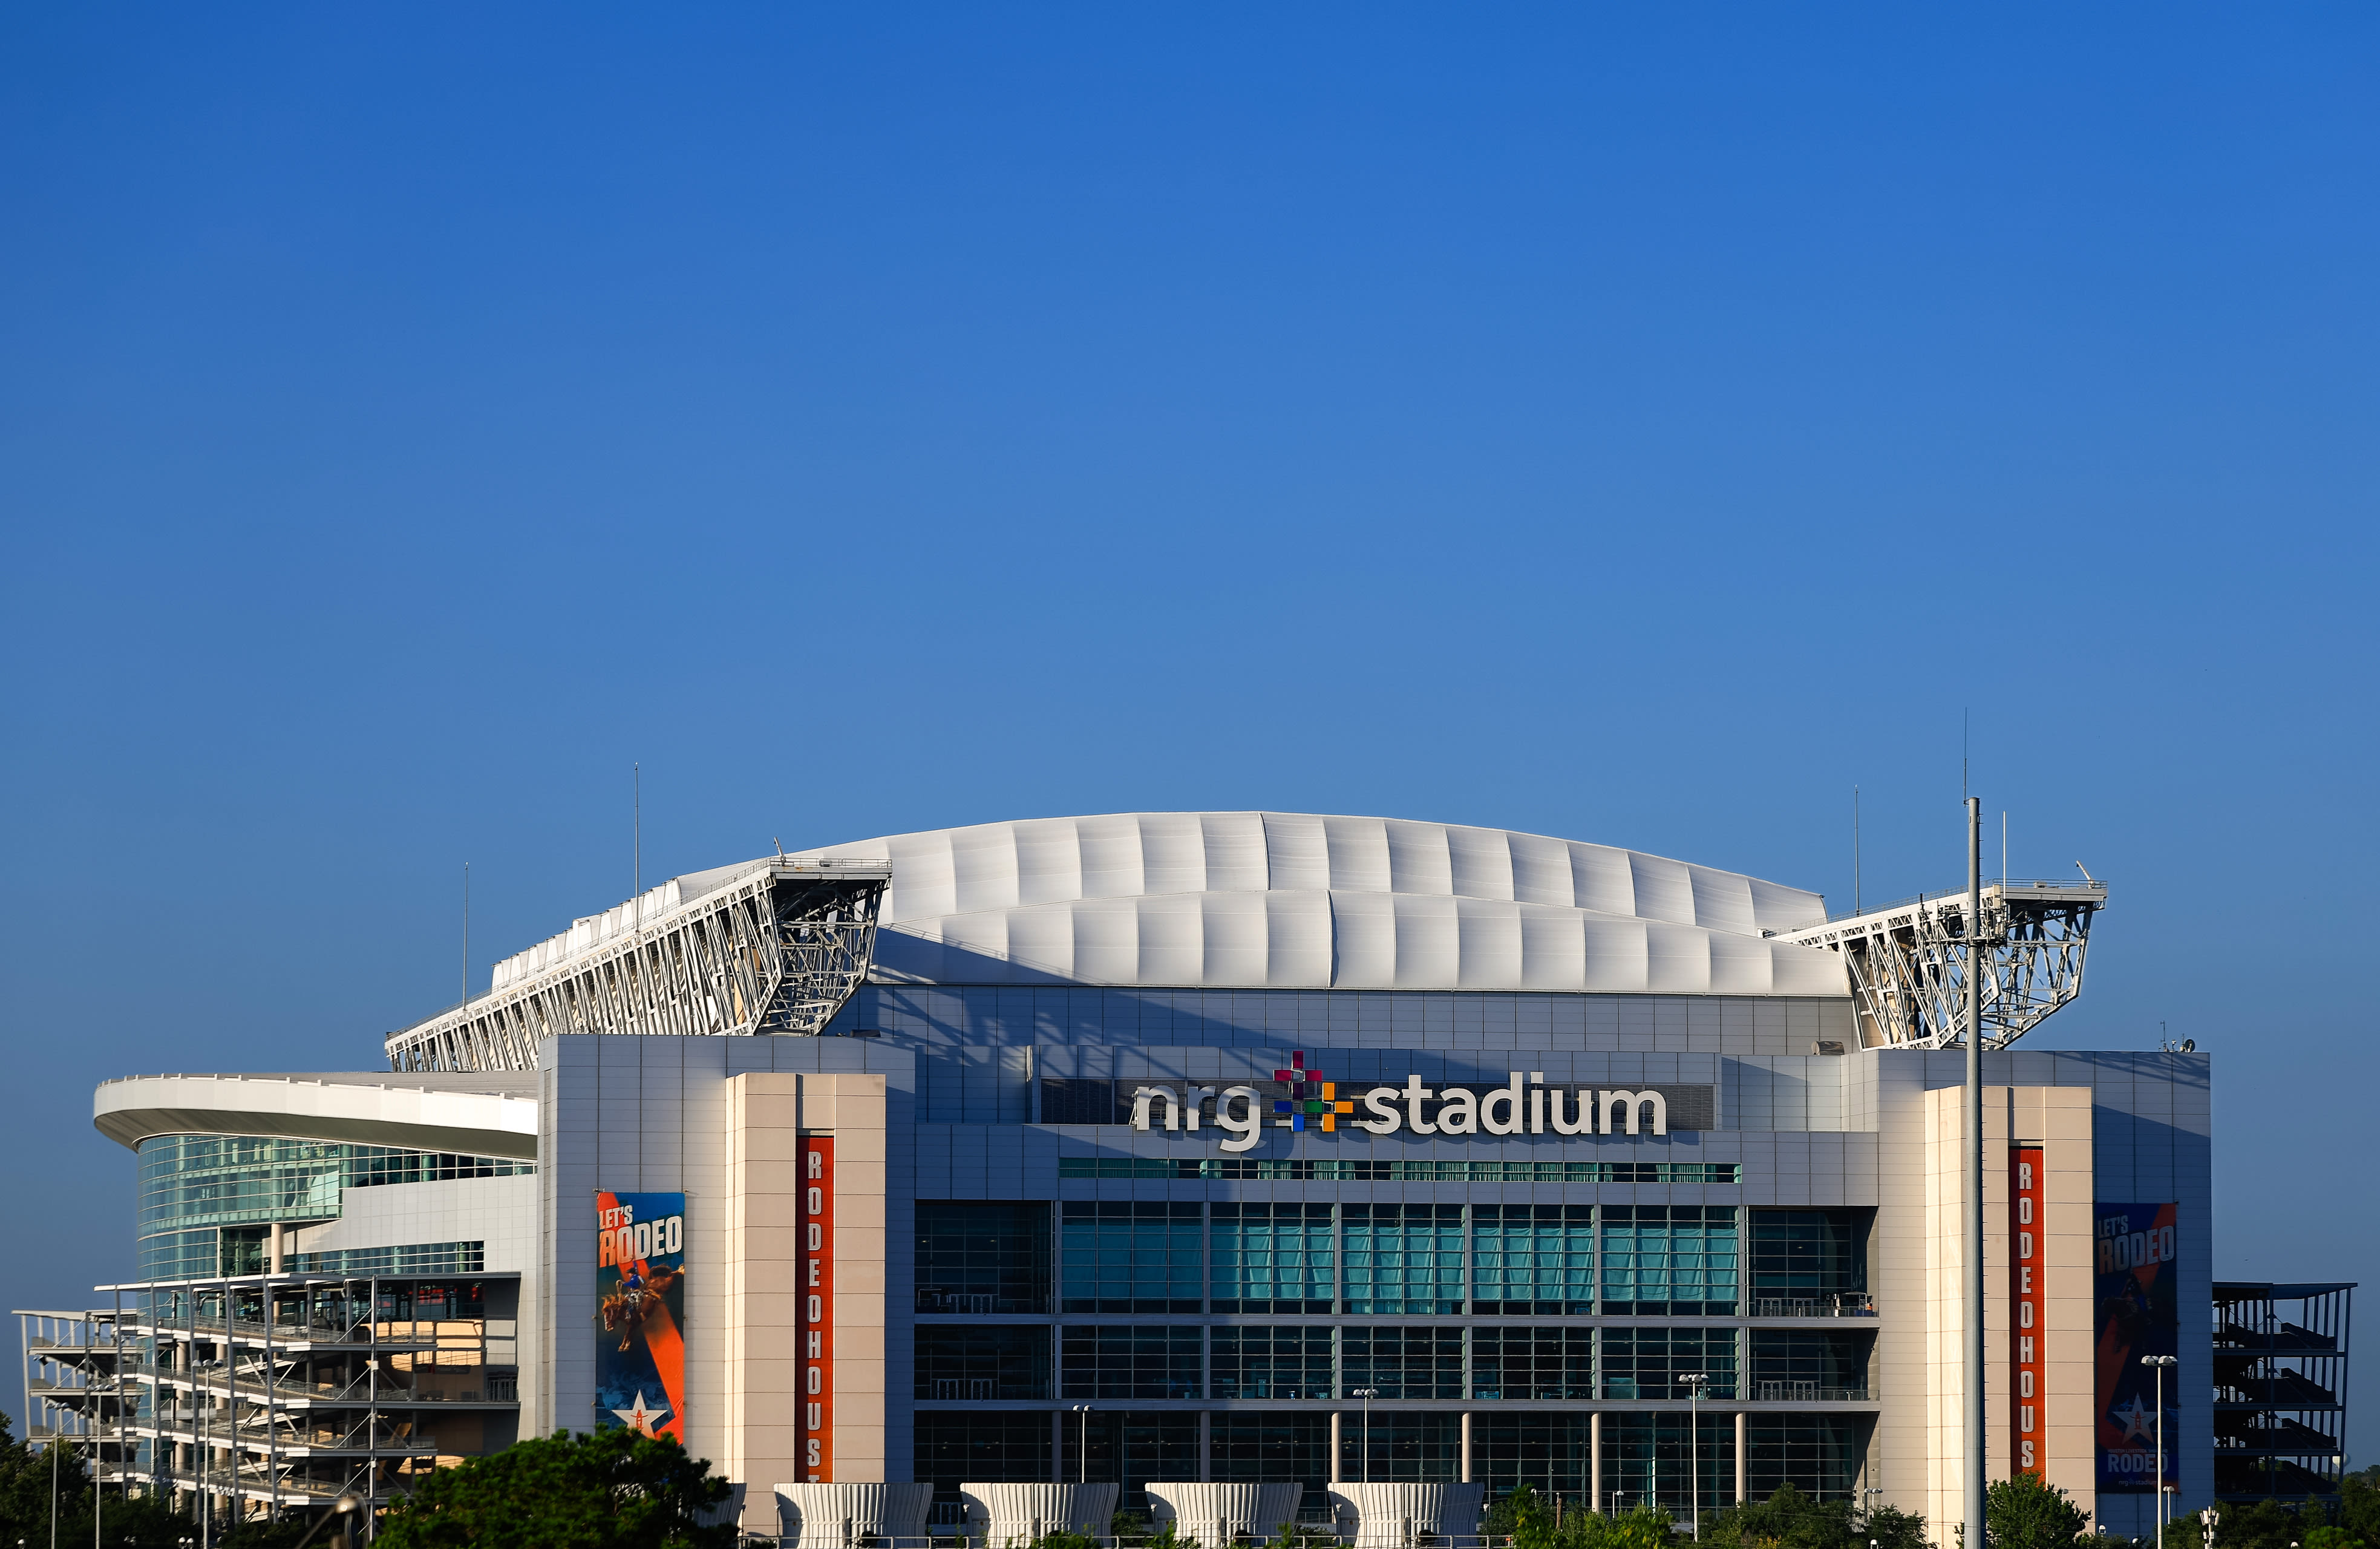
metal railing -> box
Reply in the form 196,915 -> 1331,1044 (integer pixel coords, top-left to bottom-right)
1751,1294 -> 1876,1318
1823,879 -> 2100,924
1754,1381 -> 1876,1402
915,1292 -> 1046,1315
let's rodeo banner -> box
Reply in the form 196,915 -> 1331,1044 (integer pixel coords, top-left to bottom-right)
598,1191 -> 687,1441
2095,1202 -> 2180,1493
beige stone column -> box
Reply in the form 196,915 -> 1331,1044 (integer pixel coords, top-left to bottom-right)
1589,1411 -> 1602,1512
1734,1410 -> 1746,1502
725,1071 -> 888,1490
1461,1411 -> 1473,1483
1914,1085 -> 2093,1532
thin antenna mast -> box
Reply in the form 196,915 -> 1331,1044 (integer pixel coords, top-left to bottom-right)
1963,710 -> 1969,801
1963,796 -> 1986,1549
634,762 -> 641,902
462,862 -> 469,1008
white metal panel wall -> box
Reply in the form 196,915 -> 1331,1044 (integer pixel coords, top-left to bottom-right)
790,813 -> 1843,996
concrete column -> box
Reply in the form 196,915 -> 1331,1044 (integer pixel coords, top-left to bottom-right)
1590,1412 -> 1602,1513
1461,1412 -> 1473,1483
1330,1412 -> 1343,1481
1734,1411 -> 1747,1504
1200,1411 -> 1212,1483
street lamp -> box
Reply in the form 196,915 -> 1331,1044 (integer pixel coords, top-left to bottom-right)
289,1495 -> 359,1549
2143,1356 -> 2179,1549
1350,1390 -> 1380,1485
1068,1407 -> 1094,1485
1678,1375 -> 1710,1538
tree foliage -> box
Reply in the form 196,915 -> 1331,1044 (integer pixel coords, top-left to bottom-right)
373,1427 -> 735,1549
2177,1498 -> 2346,1549
1480,1484 -> 1678,1549
1698,1483 -> 1927,1549
0,1414 -> 191,1549
1983,1475 -> 2094,1549
2335,1477 -> 2380,1549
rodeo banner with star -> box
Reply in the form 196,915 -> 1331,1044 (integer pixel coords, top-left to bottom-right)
597,1190 -> 687,1441
2094,1201 -> 2180,1492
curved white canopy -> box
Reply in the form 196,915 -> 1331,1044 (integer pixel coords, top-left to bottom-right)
789,811 -> 1843,996
94,1072 -> 540,1157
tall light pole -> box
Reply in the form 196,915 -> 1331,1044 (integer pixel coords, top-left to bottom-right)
2143,1357 -> 2177,1549
1965,797 -> 1987,1549
1679,1374 -> 1709,1539
1352,1390 -> 1379,1485
1068,1406 -> 1093,1484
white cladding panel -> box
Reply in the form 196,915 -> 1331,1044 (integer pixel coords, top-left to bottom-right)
786,812 -> 1843,995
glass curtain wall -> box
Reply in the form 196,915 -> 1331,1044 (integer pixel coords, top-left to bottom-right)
1061,1203 -> 1202,1313
1340,1205 -> 1463,1314
1471,1206 -> 1595,1314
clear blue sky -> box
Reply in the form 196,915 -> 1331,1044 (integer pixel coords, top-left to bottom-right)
5,5 -> 2376,1459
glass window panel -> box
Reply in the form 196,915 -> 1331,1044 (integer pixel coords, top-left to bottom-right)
1059,1325 -> 1203,1400
1211,1414 -> 1332,1521
917,1325 -> 1051,1401
1212,1203 -> 1334,1313
1748,1331 -> 1873,1401
1336,1411 -> 1462,1483
1600,1414 -> 1738,1516
1471,1413 -> 1597,1501
1341,1326 -> 1463,1400
1470,1326 -> 1594,1401
1471,1205 -> 1594,1315
1748,1209 -> 1872,1309
1342,1205 -> 1463,1315
1061,1411 -> 1202,1516
1601,1206 -> 1739,1315
914,1410 -> 1053,1518
1212,1326 -> 1333,1400
1600,1326 -> 1738,1400
1061,1203 -> 1203,1314
1746,1415 -> 1872,1501
916,1201 -> 1052,1314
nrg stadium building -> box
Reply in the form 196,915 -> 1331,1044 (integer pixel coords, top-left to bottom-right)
20,813 -> 2231,1542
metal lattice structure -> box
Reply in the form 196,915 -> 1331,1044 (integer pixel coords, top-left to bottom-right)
386,857 -> 891,1073
2214,1280 -> 2355,1501
1773,878 -> 2108,1050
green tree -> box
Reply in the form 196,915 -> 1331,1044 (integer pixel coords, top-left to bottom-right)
0,1419 -> 88,1549
1703,1483 -> 1857,1549
2183,1499 -> 2337,1549
2340,1474 -> 2380,1547
374,1427 -> 735,1549
0,1415 -> 189,1549
1694,1484 -> 1926,1549
1984,1475 -> 2094,1549
1483,1487 -> 1675,1549
1863,1502 -> 1932,1549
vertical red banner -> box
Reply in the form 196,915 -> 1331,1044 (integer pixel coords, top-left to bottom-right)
2010,1145 -> 2048,1475
803,1137 -> 834,1482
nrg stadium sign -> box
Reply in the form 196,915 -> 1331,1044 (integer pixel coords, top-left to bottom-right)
1128,1053 -> 1704,1153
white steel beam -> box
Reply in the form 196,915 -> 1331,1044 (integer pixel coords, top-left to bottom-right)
1774,877 -> 2107,1050
384,857 -> 891,1072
